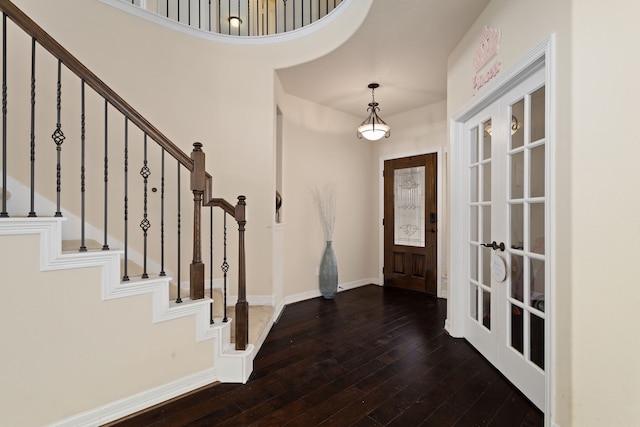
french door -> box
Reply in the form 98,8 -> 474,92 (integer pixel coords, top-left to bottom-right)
463,66 -> 548,410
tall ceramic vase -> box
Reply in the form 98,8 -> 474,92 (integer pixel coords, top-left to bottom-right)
319,241 -> 338,299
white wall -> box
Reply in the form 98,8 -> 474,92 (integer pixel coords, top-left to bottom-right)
275,80 -> 378,300
570,1 -> 640,425
446,0 -> 572,424
0,233 -> 213,427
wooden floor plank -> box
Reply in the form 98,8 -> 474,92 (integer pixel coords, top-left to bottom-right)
109,285 -> 543,427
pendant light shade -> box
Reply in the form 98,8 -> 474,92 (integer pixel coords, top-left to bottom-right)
357,83 -> 390,141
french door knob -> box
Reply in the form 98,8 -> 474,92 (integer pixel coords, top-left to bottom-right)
481,241 -> 505,252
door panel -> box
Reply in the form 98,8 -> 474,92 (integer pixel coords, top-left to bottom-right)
463,67 -> 547,410
384,154 -> 437,295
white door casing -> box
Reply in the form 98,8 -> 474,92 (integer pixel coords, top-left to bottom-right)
447,35 -> 555,423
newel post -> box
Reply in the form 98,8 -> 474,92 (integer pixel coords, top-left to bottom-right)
235,195 -> 249,350
190,142 -> 205,300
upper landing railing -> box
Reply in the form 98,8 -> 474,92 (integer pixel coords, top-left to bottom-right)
0,0 -> 249,350
125,0 -> 344,36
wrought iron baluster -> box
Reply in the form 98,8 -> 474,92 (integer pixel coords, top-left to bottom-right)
102,100 -> 109,250
188,0 -> 191,26
178,0 -> 180,22
227,0 -> 230,35
236,0 -> 240,36
222,212 -> 228,322
79,80 -> 87,251
283,0 -> 287,32
293,0 -> 296,32
28,37 -> 36,217
160,148 -> 166,276
208,0 -> 212,32
140,133 -> 151,279
53,59 -> 65,217
1,13 -> 8,218
210,205 -> 213,324
123,118 -> 129,281
176,161 -> 182,303
166,0 -> 169,17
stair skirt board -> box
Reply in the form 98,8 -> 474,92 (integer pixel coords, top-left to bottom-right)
0,218 -> 254,426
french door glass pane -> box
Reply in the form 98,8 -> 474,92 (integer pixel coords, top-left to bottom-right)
470,283 -> 478,319
482,163 -> 492,201
530,258 -> 545,310
511,98 -> 525,149
470,126 -> 479,163
529,203 -> 545,254
511,254 -> 524,302
531,87 -> 546,142
470,206 -> 478,241
511,304 -> 524,355
394,166 -> 425,247
482,120 -> 492,160
482,290 -> 491,330
511,151 -> 524,199
530,144 -> 545,197
510,203 -> 524,250
482,247 -> 492,287
470,166 -> 478,203
530,313 -> 545,369
470,244 -> 478,281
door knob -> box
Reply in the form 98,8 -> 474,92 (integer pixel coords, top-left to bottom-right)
481,241 -> 505,252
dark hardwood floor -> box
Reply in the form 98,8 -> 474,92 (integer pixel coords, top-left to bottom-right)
108,285 -> 543,426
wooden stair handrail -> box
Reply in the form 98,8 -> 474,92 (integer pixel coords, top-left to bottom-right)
0,0 -> 193,170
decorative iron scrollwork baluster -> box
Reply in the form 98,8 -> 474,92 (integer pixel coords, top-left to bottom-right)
102,100 -> 109,250
28,37 -> 36,217
79,80 -> 86,251
139,134 -> 151,279
52,59 -> 65,218
123,118 -> 129,281
160,148 -> 166,276
210,205 -> 214,324
222,212 -> 229,322
176,161 -> 182,303
1,13 -> 8,218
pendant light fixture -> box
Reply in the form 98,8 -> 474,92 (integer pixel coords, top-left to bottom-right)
357,83 -> 390,141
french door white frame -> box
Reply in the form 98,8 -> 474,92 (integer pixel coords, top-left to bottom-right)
446,35 -> 556,425
378,147 -> 444,297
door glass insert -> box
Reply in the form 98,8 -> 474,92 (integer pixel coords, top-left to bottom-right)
530,144 -> 545,197
511,99 -> 525,149
511,254 -> 524,302
482,120 -> 492,159
529,203 -> 545,254
394,166 -> 425,247
470,244 -> 478,281
530,313 -> 545,369
510,203 -> 524,250
482,163 -> 492,201
470,282 -> 478,319
511,151 -> 524,199
482,290 -> 491,330
531,87 -> 546,142
511,303 -> 524,355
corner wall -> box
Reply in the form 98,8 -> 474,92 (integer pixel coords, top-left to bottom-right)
446,0 -> 572,424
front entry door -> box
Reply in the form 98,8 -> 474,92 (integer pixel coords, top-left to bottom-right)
463,66 -> 547,410
384,154 -> 437,295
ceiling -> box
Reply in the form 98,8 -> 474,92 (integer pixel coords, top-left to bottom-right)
276,0 -> 490,119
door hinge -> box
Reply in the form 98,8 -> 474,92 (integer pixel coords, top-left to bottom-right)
382,218 -> 385,226
382,267 -> 385,274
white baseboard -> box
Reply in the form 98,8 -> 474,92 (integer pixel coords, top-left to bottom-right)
50,368 -> 219,427
284,278 -> 377,306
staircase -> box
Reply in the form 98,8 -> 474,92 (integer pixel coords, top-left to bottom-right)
0,1 -> 273,425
